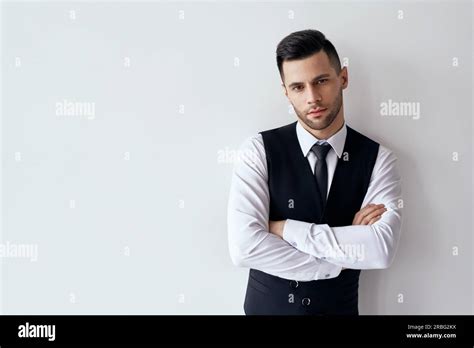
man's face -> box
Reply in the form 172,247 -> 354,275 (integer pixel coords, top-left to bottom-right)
282,50 -> 348,132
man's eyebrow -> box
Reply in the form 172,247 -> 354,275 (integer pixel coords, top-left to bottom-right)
287,73 -> 331,88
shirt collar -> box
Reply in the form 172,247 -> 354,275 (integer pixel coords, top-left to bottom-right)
296,120 -> 347,159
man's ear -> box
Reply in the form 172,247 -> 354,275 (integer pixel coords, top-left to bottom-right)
340,66 -> 349,90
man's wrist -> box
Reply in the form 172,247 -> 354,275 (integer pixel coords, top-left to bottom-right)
269,220 -> 287,238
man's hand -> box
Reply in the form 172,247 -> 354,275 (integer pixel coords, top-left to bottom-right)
268,220 -> 286,238
352,203 -> 387,225
343,204 -> 386,271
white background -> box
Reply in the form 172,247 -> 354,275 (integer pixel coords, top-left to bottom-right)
1,0 -> 472,314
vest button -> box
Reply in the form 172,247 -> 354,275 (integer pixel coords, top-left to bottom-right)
289,280 -> 299,289
302,297 -> 311,306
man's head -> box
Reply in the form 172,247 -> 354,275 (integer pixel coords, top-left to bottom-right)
276,29 -> 348,137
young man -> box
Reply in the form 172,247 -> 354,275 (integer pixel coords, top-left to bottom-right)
227,29 -> 402,315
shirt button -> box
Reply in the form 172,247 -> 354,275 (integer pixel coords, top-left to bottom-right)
325,274 -> 330,278
302,297 -> 311,306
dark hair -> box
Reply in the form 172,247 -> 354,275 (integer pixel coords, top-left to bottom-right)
276,29 -> 342,82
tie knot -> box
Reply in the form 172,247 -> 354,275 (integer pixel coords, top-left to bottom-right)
311,143 -> 331,160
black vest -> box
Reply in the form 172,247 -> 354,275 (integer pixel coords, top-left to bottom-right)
243,121 -> 379,315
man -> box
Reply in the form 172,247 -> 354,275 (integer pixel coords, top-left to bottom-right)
227,29 -> 402,315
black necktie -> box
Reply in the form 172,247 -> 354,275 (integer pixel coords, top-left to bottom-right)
311,143 -> 331,207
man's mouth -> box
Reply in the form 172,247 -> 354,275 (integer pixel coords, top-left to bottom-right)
308,107 -> 327,117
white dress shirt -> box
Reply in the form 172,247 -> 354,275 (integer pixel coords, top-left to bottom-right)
227,120 -> 403,281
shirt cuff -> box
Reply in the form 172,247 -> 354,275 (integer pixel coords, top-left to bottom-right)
283,219 -> 343,280
282,219 -> 311,250
316,259 -> 343,280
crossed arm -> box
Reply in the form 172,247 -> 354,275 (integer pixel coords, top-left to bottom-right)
227,135 -> 402,280
269,203 -> 394,270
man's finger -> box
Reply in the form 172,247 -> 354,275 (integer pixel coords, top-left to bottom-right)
360,204 -> 385,216
361,207 -> 387,224
368,215 -> 381,225
354,204 -> 386,225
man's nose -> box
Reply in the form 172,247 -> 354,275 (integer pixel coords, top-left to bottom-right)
306,85 -> 322,104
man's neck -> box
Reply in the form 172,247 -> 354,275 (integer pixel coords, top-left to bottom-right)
300,115 -> 345,140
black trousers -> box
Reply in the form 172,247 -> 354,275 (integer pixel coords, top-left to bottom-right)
244,268 -> 360,315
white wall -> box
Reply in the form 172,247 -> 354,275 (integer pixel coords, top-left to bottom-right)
1,0 -> 472,314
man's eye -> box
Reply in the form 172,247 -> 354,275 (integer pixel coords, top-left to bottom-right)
292,86 -> 303,91
317,79 -> 328,84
